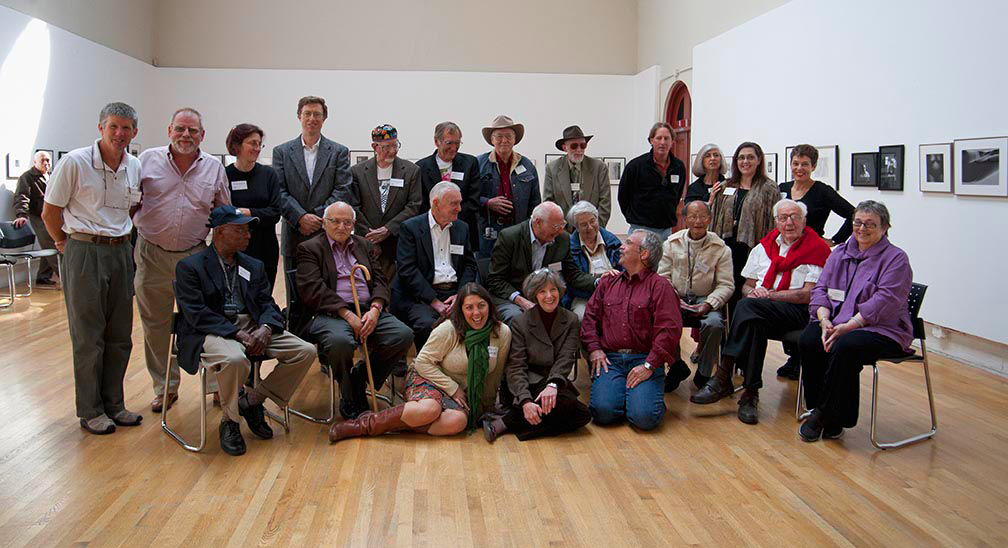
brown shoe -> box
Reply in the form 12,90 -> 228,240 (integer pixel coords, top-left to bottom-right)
151,392 -> 178,413
329,404 -> 408,442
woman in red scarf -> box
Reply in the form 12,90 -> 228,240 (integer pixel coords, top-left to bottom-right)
691,200 -> 830,424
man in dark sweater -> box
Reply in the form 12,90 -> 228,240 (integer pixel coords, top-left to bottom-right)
617,122 -> 687,241
13,150 -> 59,286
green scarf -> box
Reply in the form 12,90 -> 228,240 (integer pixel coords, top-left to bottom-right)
464,322 -> 494,430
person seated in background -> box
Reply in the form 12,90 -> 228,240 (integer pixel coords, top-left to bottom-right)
391,181 -> 477,355
296,202 -> 413,420
563,200 -> 622,319
581,229 -> 682,431
13,150 -> 59,287
657,200 -> 734,393
798,200 -> 913,442
691,199 -> 829,425
483,269 -> 592,442
328,283 -> 511,442
174,206 -> 316,456
486,202 -> 597,324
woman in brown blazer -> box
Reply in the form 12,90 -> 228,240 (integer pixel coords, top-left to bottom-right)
483,269 -> 591,441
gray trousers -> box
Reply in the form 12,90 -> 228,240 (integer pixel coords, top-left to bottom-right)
497,303 -> 524,325
683,308 -> 725,377
28,214 -> 59,280
63,238 -> 134,420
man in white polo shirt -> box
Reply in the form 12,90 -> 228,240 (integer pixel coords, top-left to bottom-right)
41,102 -> 143,435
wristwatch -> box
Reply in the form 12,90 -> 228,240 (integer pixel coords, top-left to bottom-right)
643,362 -> 654,371
547,382 -> 558,389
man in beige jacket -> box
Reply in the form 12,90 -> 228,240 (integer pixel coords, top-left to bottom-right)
657,200 -> 734,392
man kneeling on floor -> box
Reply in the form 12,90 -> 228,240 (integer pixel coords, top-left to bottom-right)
175,205 -> 316,456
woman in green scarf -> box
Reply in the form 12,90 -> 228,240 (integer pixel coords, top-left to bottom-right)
329,283 -> 511,442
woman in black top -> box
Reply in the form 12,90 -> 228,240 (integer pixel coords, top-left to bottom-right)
779,144 -> 854,246
225,123 -> 282,289
684,143 -> 727,204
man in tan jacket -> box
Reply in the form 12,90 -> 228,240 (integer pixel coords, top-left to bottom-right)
657,200 -> 734,392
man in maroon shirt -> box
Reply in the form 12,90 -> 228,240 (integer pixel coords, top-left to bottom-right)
580,229 -> 683,430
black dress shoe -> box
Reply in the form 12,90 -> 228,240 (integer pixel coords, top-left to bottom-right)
238,394 -> 273,440
340,399 -> 365,421
776,356 -> 801,380
737,390 -> 759,425
219,420 -> 246,456
692,372 -> 711,390
690,377 -> 734,404
823,425 -> 844,439
799,409 -> 825,442
663,360 -> 691,393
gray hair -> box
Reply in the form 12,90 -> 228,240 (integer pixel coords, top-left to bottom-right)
691,143 -> 728,177
630,229 -> 663,271
324,201 -> 356,222
531,201 -> 562,222
99,102 -> 138,129
429,181 -> 460,203
434,121 -> 461,141
33,150 -> 51,162
773,198 -> 808,218
170,107 -> 203,129
521,268 -> 567,301
566,200 -> 599,227
855,200 -> 891,229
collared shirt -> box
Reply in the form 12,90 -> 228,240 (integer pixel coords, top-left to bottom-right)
509,222 -> 549,303
429,212 -> 456,285
134,146 -> 230,251
581,235 -> 612,275
327,235 -> 371,305
43,140 -> 141,237
740,234 -> 823,289
580,268 -> 682,368
302,136 -> 320,183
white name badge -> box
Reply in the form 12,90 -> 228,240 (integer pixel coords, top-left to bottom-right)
230,180 -> 248,191
488,346 -> 499,360
670,175 -> 680,184
781,192 -> 788,199
548,261 -> 562,272
515,165 -> 527,175
723,187 -> 737,196
238,266 -> 251,281
590,257 -> 607,270
571,183 -> 581,192
389,178 -> 405,188
129,187 -> 142,205
695,260 -> 712,274
827,288 -> 846,302
450,171 -> 465,181
450,244 -> 464,255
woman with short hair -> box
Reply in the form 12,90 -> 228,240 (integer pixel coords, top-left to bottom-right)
685,143 -> 728,205
564,200 -> 622,318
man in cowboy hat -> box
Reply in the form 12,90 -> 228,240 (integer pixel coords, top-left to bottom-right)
543,125 -> 611,229
476,115 -> 541,257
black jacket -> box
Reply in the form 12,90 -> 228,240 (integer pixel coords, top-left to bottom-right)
618,149 -> 687,229
391,213 -> 477,306
14,167 -> 46,218
415,151 -> 481,248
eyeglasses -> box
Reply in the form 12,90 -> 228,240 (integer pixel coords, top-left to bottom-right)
171,125 -> 201,136
566,142 -> 587,150
737,154 -> 759,162
440,139 -> 462,146
852,220 -> 879,229
775,213 -> 802,223
491,133 -> 515,142
300,111 -> 324,119
324,218 -> 354,227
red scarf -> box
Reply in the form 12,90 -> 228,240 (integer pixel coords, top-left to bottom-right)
759,226 -> 831,290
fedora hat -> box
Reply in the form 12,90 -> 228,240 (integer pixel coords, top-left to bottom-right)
555,125 -> 594,151
482,115 -> 525,146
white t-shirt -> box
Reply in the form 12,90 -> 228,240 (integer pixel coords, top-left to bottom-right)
429,212 -> 457,285
740,235 -> 823,289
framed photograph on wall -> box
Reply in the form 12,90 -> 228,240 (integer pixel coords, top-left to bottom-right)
919,143 -> 952,193
724,156 -> 734,179
545,153 -> 564,167
603,157 -> 626,182
6,152 -> 27,179
877,144 -> 905,191
57,151 -> 68,163
212,154 -> 225,164
224,155 -> 237,166
128,142 -> 141,156
34,149 -> 54,173
764,152 -> 778,182
351,150 -> 373,165
851,152 -> 878,187
954,136 -> 1007,197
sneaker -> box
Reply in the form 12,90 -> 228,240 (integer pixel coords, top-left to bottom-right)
823,425 -> 844,440
80,415 -> 116,435
799,409 -> 825,442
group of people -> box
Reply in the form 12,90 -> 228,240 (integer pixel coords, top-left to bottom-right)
32,96 -> 916,456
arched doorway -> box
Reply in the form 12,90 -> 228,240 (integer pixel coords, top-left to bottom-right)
664,81 -> 691,231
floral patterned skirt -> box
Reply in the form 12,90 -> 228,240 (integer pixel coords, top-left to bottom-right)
404,370 -> 464,413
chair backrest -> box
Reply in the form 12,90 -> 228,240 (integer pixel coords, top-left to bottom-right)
907,282 -> 927,340
284,268 -> 299,306
0,222 -> 36,249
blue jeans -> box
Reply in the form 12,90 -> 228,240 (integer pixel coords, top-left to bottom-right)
589,352 -> 666,430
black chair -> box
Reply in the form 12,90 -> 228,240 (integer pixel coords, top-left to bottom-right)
796,282 -> 937,450
0,221 -> 61,298
282,268 -> 338,424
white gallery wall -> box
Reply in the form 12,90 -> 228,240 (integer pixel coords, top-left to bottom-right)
692,0 -> 1008,366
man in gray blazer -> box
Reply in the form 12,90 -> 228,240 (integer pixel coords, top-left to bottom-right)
273,95 -> 352,277
543,125 -> 611,229
348,124 -> 422,282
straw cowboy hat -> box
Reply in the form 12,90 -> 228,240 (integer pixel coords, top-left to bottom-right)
482,115 -> 525,146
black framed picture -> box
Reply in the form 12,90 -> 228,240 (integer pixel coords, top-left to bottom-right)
851,152 -> 878,187
57,150 -> 68,162
765,152 -> 778,182
603,157 -> 626,182
6,152 -> 26,180
877,145 -> 905,191
351,150 -> 373,165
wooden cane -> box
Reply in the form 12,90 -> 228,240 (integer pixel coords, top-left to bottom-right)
349,264 -> 379,413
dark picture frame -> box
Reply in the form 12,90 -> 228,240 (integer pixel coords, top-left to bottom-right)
877,144 -> 905,191
6,152 -> 26,180
764,152 -> 778,182
919,142 -> 952,193
351,150 -> 373,165
603,157 -> 626,182
545,153 -> 564,167
851,152 -> 878,187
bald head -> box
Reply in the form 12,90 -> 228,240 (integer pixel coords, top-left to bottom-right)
531,202 -> 565,244
323,201 -> 356,243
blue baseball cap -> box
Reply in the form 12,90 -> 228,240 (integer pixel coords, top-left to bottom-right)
207,205 -> 259,228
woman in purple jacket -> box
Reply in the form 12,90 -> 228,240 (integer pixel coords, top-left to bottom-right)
797,200 -> 913,442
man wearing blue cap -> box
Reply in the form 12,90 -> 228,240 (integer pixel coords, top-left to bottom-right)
174,205 -> 317,456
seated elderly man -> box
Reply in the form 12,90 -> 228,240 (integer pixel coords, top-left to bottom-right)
296,201 -> 413,420
563,200 -> 622,320
391,181 -> 478,353
486,201 -> 596,324
174,206 -> 317,456
690,199 -> 830,425
657,200 -> 734,392
581,229 -> 683,431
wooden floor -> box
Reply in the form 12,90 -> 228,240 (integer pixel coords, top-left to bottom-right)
1,287 -> 1007,547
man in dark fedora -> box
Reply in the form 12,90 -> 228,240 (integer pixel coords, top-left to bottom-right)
544,125 -> 611,229
476,115 -> 541,257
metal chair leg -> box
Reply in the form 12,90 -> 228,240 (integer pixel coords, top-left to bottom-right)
869,343 -> 938,450
795,365 -> 810,421
288,361 -> 338,424
13,257 -> 33,297
161,367 -> 208,452
0,263 -> 14,308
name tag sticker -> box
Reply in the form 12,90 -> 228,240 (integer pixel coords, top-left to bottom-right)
389,178 -> 405,188
670,175 -> 680,184
723,187 -> 737,196
591,257 -> 607,269
450,244 -> 464,255
695,261 -> 712,274
571,183 -> 581,192
230,180 -> 248,191
238,266 -> 251,281
781,192 -> 788,199
129,187 -> 142,205
827,288 -> 846,302
548,262 -> 562,272
450,171 -> 465,181
515,165 -> 527,175
488,346 -> 499,360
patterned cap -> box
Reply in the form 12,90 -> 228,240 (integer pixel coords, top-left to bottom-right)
371,124 -> 398,142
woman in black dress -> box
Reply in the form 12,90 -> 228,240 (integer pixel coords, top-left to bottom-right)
225,124 -> 282,289
778,144 -> 854,246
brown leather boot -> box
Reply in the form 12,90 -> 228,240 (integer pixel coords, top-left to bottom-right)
690,356 -> 736,404
328,404 -> 408,442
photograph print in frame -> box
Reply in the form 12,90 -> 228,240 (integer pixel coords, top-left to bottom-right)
877,144 -> 905,191
851,152 -> 878,188
919,143 -> 952,193
953,136 -> 1007,197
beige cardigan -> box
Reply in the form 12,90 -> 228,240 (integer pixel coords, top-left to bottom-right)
411,320 -> 512,410
657,229 -> 735,310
